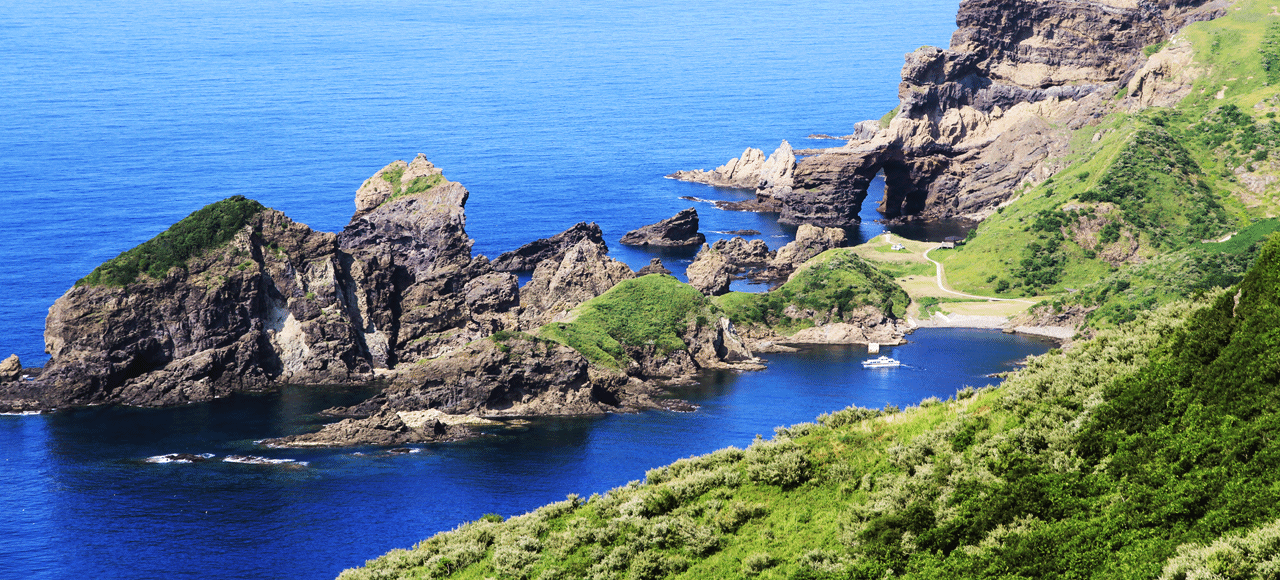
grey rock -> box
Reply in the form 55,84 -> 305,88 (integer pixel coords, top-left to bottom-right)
619,208 -> 706,247
685,244 -> 733,296
636,258 -> 672,276
519,239 -> 635,327
491,222 -> 607,272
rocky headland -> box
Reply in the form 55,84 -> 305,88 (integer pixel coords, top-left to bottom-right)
672,0 -> 1226,227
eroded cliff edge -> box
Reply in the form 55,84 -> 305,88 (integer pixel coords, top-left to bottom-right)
673,0 -> 1228,226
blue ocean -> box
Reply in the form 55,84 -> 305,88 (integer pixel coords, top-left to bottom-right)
0,1 -> 1054,579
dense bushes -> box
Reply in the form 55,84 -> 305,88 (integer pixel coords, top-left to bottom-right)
78,196 -> 266,287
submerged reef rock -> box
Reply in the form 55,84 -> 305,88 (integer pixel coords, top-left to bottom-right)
490,222 -> 608,272
619,208 -> 706,247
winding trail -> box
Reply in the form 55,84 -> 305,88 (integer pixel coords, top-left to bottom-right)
922,247 -> 1036,305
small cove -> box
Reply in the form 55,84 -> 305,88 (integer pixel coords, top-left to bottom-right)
1,329 -> 1052,579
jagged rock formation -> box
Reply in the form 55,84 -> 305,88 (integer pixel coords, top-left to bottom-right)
667,141 -> 796,194
685,245 -> 733,296
0,355 -> 20,382
762,224 -> 848,282
681,226 -> 848,292
677,0 -> 1223,226
27,158 -> 523,409
714,238 -> 773,272
13,156 -> 758,436
490,222 -> 607,272
636,258 -> 672,276
518,239 -> 635,327
619,208 -> 706,247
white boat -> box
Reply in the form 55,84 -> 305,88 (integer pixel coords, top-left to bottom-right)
861,355 -> 901,368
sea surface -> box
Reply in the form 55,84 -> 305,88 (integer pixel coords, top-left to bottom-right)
0,1 -> 1047,578
1,330 -> 1051,580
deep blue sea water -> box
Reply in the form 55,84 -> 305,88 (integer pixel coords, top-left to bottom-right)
0,1 -> 1058,578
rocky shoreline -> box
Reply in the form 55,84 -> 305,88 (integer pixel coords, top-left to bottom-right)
0,153 -> 924,445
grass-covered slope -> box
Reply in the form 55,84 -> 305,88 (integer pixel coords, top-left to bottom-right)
77,195 -> 266,287
341,234 -> 1280,580
713,249 -> 910,335
538,275 -> 713,368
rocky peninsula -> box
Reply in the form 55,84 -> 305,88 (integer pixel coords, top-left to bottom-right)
0,154 -> 913,445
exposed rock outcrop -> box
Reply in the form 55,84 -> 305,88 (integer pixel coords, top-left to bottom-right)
713,237 -> 774,272
685,245 -> 733,296
619,208 -> 706,247
667,141 -> 795,192
636,258 -> 673,276
30,158 -> 523,409
677,0 -> 1222,226
490,222 -> 608,272
518,239 -> 635,327
0,355 -> 21,382
758,224 -> 848,283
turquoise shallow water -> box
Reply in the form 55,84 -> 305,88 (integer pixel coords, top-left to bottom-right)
0,1 -> 1046,578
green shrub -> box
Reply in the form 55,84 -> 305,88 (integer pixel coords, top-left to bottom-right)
78,196 -> 266,287
742,552 -> 776,575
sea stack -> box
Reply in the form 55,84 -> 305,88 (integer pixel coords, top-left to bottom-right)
619,208 -> 706,247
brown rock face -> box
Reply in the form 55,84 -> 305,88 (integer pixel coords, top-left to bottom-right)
0,355 -> 20,382
685,245 -> 733,296
757,225 -> 848,283
490,222 -> 608,272
636,258 -> 673,276
518,239 -> 635,327
619,208 -> 706,247
34,157 -> 522,408
703,0 -> 1219,226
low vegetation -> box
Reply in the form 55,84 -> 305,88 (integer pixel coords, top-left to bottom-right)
77,195 -> 266,287
538,275 -> 712,369
379,164 -> 445,206
714,249 -> 910,335
341,235 -> 1280,580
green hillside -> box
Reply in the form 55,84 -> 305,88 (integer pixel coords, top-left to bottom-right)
939,0 -> 1280,327
338,232 -> 1280,580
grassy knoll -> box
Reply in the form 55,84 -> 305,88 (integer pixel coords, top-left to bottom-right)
712,249 -> 910,335
77,195 -> 266,287
538,275 -> 713,368
341,236 -> 1280,580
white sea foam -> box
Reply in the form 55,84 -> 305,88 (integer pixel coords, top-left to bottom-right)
223,455 -> 306,466
145,453 -> 215,464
